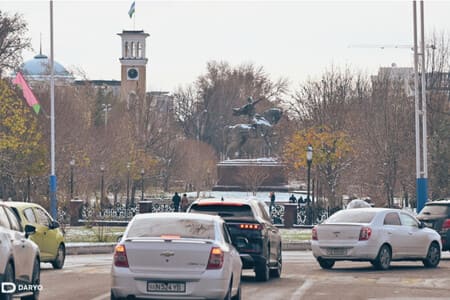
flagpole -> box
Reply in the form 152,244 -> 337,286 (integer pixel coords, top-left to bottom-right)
49,0 -> 57,219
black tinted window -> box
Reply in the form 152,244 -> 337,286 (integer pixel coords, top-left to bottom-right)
189,204 -> 253,218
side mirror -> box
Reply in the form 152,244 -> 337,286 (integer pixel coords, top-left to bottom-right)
418,221 -> 425,229
24,224 -> 36,238
116,235 -> 123,243
49,220 -> 60,229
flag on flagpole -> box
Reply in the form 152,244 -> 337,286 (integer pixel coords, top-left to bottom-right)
12,72 -> 41,114
128,1 -> 135,18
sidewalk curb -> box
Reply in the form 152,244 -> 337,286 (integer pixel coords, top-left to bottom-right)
66,241 -> 311,255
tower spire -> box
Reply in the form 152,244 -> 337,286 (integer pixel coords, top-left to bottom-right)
39,33 -> 42,55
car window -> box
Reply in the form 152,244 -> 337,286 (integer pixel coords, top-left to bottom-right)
419,204 -> 449,216
0,206 -> 11,229
4,207 -> 21,231
34,207 -> 51,227
384,212 -> 401,225
325,209 -> 376,224
222,223 -> 232,244
257,202 -> 272,222
23,208 -> 37,223
189,204 -> 253,218
400,213 -> 419,228
127,218 -> 215,239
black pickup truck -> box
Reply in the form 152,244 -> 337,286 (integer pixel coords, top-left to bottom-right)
188,198 -> 282,281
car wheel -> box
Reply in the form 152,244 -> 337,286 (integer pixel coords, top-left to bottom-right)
255,261 -> 270,282
317,258 -> 335,269
52,244 -> 65,269
21,258 -> 40,300
269,245 -> 282,278
423,242 -> 441,268
373,244 -> 391,270
223,279 -> 232,300
110,290 -> 126,300
231,283 -> 241,300
0,262 -> 14,300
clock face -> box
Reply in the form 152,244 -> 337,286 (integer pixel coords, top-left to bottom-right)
127,68 -> 139,80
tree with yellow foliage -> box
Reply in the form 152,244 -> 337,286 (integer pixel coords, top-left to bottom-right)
283,126 -> 354,208
0,79 -> 46,200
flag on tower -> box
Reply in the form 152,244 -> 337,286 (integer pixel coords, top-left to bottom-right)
128,1 -> 135,18
12,72 -> 40,114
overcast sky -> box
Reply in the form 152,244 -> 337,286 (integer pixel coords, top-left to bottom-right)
3,0 -> 450,92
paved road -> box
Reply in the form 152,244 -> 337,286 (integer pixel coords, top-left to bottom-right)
38,252 -> 450,300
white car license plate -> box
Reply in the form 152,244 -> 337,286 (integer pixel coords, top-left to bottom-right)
327,248 -> 347,256
147,282 -> 186,293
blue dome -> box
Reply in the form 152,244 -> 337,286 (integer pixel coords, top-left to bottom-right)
21,53 -> 71,77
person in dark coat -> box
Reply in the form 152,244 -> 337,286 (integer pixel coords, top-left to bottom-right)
172,192 -> 181,212
289,194 -> 297,203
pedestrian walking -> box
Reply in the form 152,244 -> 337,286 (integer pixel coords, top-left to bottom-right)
269,192 -> 276,215
180,193 -> 189,212
172,192 -> 181,212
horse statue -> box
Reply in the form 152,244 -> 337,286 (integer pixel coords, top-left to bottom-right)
225,97 -> 282,158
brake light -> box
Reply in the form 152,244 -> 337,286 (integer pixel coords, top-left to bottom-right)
359,226 -> 372,241
312,226 -> 318,241
442,219 -> 450,232
206,247 -> 224,269
114,244 -> 129,268
239,224 -> 261,230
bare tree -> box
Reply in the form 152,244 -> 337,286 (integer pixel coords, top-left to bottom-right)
237,165 -> 271,195
0,11 -> 32,77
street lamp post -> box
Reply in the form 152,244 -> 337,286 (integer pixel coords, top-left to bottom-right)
126,162 -> 130,209
100,163 -> 105,209
306,145 -> 313,224
140,169 -> 145,203
70,159 -> 75,199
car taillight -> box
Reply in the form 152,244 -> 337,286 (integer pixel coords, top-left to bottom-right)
312,226 -> 318,241
359,226 -> 372,241
206,247 -> 224,269
114,244 -> 129,268
239,223 -> 261,230
442,219 -> 450,232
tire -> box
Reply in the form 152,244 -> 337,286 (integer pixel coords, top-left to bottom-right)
317,258 -> 335,269
255,261 -> 270,282
269,245 -> 282,278
52,244 -> 65,269
21,258 -> 40,300
423,242 -> 441,268
373,244 -> 391,270
231,284 -> 241,300
223,279 -> 232,300
110,290 -> 126,300
0,262 -> 14,300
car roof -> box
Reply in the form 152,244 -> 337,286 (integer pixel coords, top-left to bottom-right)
192,198 -> 257,206
426,199 -> 450,205
134,212 -> 223,222
339,207 -> 408,214
2,201 -> 43,209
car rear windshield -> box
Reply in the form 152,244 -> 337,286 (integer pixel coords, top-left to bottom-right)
189,204 -> 253,218
325,210 -> 376,224
127,218 -> 215,240
420,204 -> 449,216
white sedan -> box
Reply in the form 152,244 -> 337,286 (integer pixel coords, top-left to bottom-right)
311,208 -> 442,270
111,212 -> 242,300
0,202 -> 40,300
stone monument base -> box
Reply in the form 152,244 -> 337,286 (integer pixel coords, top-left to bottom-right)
213,158 -> 288,192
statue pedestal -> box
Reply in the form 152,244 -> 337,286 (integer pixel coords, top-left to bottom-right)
213,158 -> 288,192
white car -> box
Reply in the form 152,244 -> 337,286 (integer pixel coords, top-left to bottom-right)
311,208 -> 442,270
111,212 -> 242,300
0,202 -> 40,300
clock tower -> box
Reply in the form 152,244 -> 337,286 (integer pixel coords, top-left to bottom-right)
118,30 -> 149,105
